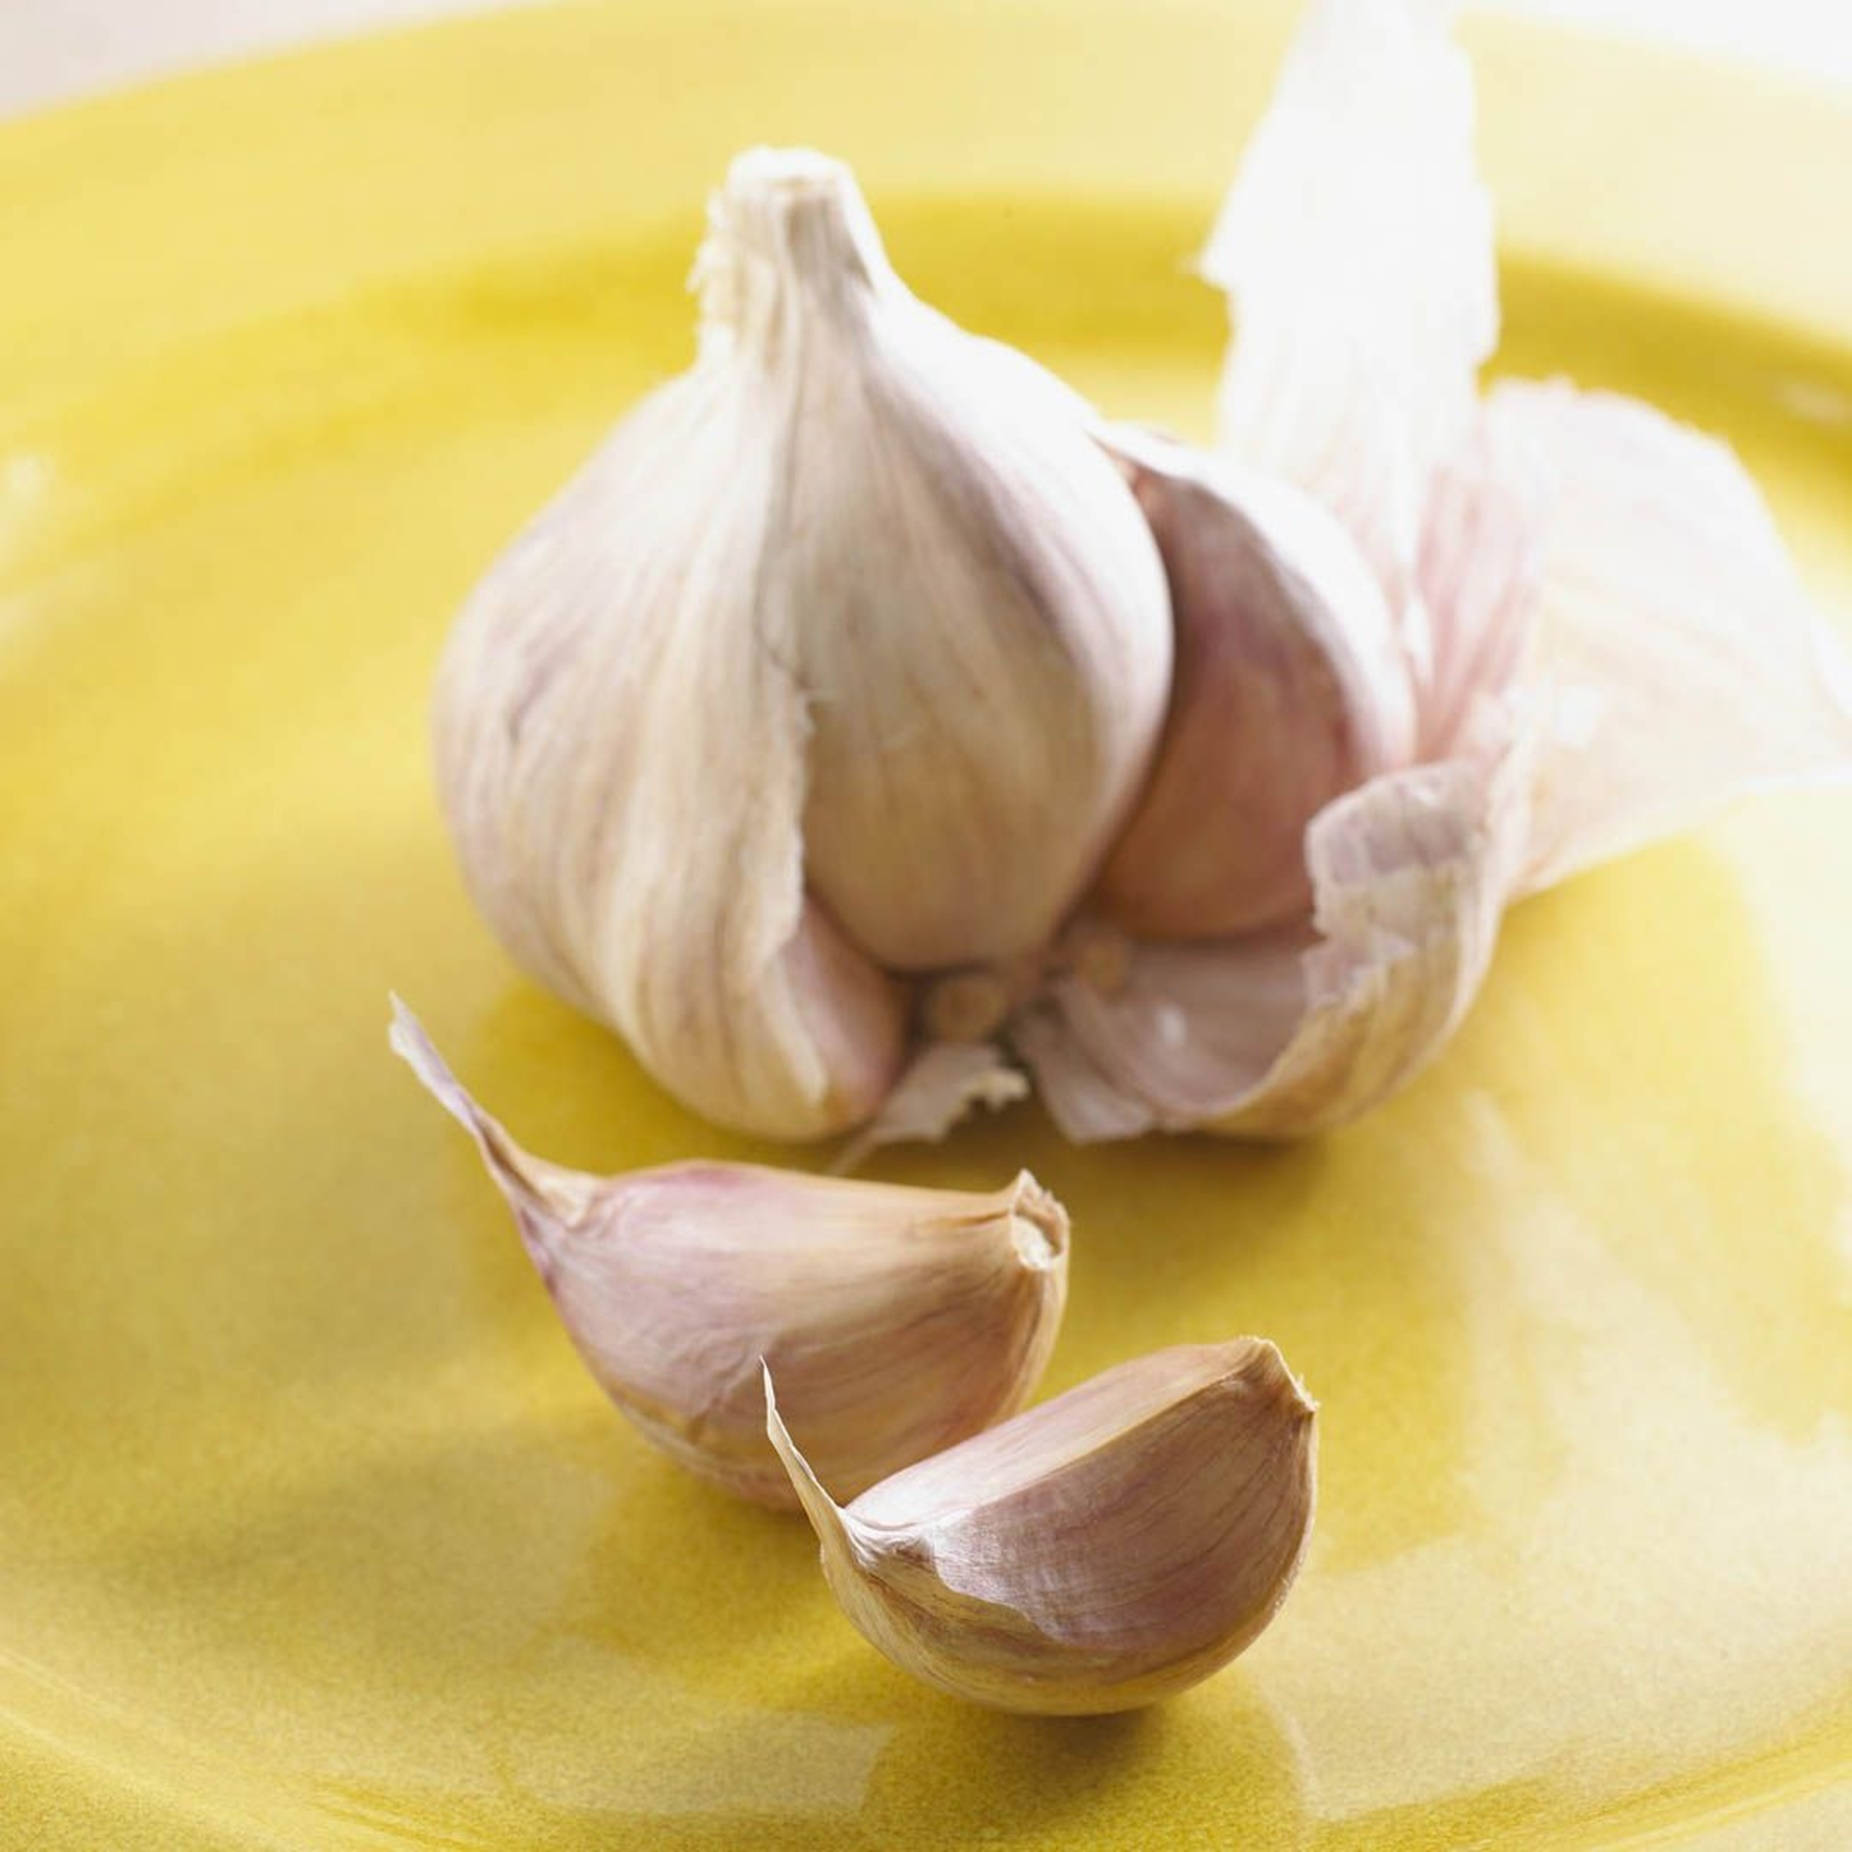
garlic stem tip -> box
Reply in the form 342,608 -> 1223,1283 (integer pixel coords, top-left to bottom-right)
387,997 -> 474,1130
1007,1171 -> 1068,1271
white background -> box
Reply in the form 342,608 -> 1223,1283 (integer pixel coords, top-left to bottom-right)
1,0 -> 1849,121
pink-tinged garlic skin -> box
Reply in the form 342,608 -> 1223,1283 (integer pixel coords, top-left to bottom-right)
537,1161 -> 1067,1506
389,1001 -> 1068,1506
767,1340 -> 1317,1713
1092,435 -> 1418,938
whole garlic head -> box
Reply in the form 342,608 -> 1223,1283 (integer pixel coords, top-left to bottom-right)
768,1338 -> 1317,1712
390,1001 -> 1069,1505
434,146 -> 1172,1137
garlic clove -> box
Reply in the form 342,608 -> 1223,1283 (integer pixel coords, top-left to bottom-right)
434,360 -> 909,1141
1470,380 -> 1852,896
830,1040 -> 1028,1175
1203,0 -> 1495,623
696,149 -> 1173,971
777,896 -> 915,1132
1091,429 -> 1418,937
862,2 -> 1849,1154
766,1339 -> 1317,1713
389,1000 -> 1068,1504
1012,723 -> 1535,1140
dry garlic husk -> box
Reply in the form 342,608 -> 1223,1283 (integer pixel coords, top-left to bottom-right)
1472,379 -> 1852,895
1091,428 -> 1418,937
389,1001 -> 1068,1505
980,0 -> 1852,1146
1206,0 -> 1852,888
766,1339 -> 1317,1713
433,145 -> 1171,1139
1204,0 -> 1496,615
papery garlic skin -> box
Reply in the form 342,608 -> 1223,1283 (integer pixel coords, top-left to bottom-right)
767,1339 -> 1317,1713
1473,381 -> 1852,894
1092,431 -> 1418,937
434,147 -> 1171,1139
1205,0 -> 1495,621
389,1000 -> 1068,1506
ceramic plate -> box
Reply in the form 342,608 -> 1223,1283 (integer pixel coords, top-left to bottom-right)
3,2 -> 1850,1845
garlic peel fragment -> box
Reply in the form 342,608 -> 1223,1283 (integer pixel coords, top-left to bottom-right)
1414,406 -> 1543,761
768,1340 -> 1316,1713
389,1000 -> 1068,1504
831,1040 -> 1028,1175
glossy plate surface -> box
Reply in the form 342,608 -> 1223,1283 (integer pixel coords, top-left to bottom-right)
3,3 -> 1850,1845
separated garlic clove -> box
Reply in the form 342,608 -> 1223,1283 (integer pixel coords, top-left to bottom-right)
767,1339 -> 1317,1713
434,147 -> 1172,1140
389,1000 -> 1069,1505
1091,431 -> 1417,937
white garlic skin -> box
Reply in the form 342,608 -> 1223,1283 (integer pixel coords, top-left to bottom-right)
768,1338 -> 1317,1712
432,147 -> 1172,1139
390,1001 -> 1068,1505
1093,434 -> 1416,938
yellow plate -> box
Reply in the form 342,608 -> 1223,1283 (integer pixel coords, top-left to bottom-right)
4,3 -> 1851,1845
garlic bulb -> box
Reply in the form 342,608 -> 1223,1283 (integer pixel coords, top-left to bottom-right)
433,145 -> 1172,1139
1091,429 -> 1418,937
389,1000 -> 1068,1505
767,1339 -> 1317,1713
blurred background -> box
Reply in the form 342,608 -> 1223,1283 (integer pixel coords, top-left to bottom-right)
2,0 -> 1850,120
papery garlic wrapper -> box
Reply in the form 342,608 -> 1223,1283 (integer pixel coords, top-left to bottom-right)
389,1001 -> 1068,1505
1204,0 -> 1496,629
1477,380 -> 1852,894
945,0 -> 1852,1147
434,146 -> 1171,1139
767,1340 -> 1316,1713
